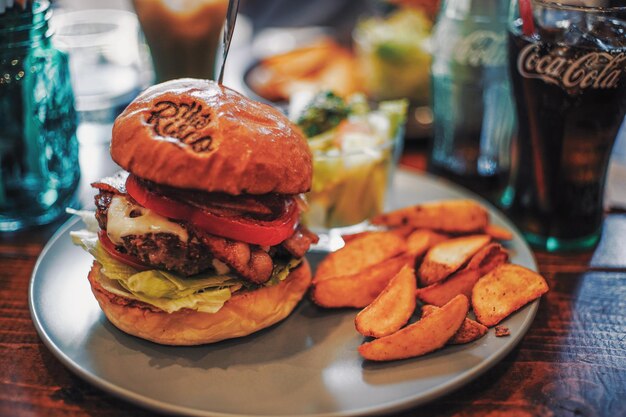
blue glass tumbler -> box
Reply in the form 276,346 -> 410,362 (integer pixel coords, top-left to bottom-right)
0,0 -> 80,231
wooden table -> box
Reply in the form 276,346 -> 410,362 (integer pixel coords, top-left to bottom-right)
1,139 -> 625,417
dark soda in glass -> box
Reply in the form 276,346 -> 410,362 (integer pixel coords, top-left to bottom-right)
505,11 -> 626,251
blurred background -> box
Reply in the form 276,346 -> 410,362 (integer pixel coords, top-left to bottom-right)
49,0 -> 624,204
3,0 -> 623,235
45,0 -> 444,234
50,0 -> 438,140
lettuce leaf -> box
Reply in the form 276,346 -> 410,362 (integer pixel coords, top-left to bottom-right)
96,273 -> 234,314
71,228 -> 301,314
66,208 -> 100,233
267,258 -> 302,286
71,229 -> 241,313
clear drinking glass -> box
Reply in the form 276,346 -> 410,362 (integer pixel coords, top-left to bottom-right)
301,99 -> 406,251
429,0 -> 516,203
305,135 -> 401,226
51,9 -> 145,130
504,0 -> 626,251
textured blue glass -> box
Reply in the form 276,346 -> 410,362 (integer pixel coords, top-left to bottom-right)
0,1 -> 80,231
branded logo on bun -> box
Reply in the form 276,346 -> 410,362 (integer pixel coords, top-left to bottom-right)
146,100 -> 213,152
74,79 -> 317,345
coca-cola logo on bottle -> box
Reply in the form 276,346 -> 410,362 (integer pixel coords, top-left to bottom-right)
517,43 -> 625,90
453,31 -> 507,67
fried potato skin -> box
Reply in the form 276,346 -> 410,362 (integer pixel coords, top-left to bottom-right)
416,243 -> 509,306
472,264 -> 549,327
405,229 -> 448,258
371,200 -> 489,234
250,39 -> 358,101
314,232 -> 407,282
421,304 -> 488,344
342,225 -> 416,244
418,235 -> 491,286
485,224 -> 513,241
311,255 -> 412,308
358,294 -> 469,361
355,265 -> 417,338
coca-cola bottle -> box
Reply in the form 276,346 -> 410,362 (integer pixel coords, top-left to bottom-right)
429,0 -> 515,201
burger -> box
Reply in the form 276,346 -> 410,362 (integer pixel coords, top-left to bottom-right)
72,78 -> 318,345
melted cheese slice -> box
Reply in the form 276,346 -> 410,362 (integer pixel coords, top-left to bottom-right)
106,195 -> 189,244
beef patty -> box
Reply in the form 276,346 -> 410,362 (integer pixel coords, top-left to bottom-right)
94,191 -> 317,281
96,191 -> 215,276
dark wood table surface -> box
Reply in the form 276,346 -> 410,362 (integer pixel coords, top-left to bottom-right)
1,139 -> 625,417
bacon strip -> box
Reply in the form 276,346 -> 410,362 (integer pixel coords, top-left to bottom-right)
92,171 -> 129,195
281,225 -> 319,258
180,192 -> 276,217
198,232 -> 274,284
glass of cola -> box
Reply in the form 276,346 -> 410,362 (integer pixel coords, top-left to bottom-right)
504,0 -> 626,251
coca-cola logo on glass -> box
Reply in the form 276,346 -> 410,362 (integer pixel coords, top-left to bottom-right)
517,43 -> 626,91
453,30 -> 507,67
147,100 -> 213,153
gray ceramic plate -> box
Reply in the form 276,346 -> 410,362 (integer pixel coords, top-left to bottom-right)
29,170 -> 538,417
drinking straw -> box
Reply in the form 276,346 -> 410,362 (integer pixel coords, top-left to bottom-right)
519,0 -> 536,36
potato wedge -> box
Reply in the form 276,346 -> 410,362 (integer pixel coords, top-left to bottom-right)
485,224 -> 514,241
416,269 -> 481,307
465,243 -> 509,271
341,230 -> 375,244
252,39 -> 359,101
342,225 -> 416,244
355,265 -> 417,338
406,229 -> 448,258
421,305 -> 488,344
371,200 -> 489,234
262,39 -> 337,77
358,294 -> 469,361
390,224 -> 420,239
418,235 -> 491,286
472,264 -> 549,327
311,255 -> 412,308
312,51 -> 359,97
314,232 -> 406,282
416,243 -> 509,306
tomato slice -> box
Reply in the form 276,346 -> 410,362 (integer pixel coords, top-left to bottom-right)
126,175 -> 194,220
124,175 -> 299,246
98,231 -> 150,271
190,199 -> 298,246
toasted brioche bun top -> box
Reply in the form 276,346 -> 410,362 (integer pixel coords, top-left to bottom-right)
111,78 -> 312,195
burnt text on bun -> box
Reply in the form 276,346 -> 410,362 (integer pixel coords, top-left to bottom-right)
111,78 -> 312,195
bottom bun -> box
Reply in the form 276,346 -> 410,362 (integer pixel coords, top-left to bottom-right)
87,259 -> 312,345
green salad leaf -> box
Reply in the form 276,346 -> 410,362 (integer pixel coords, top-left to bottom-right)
267,258 -> 303,286
71,229 -> 242,313
295,90 -> 408,151
71,228 -> 301,314
297,91 -> 351,138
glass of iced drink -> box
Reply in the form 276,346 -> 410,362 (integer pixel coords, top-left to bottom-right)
291,92 -> 407,251
505,0 -> 626,251
132,0 -> 228,82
